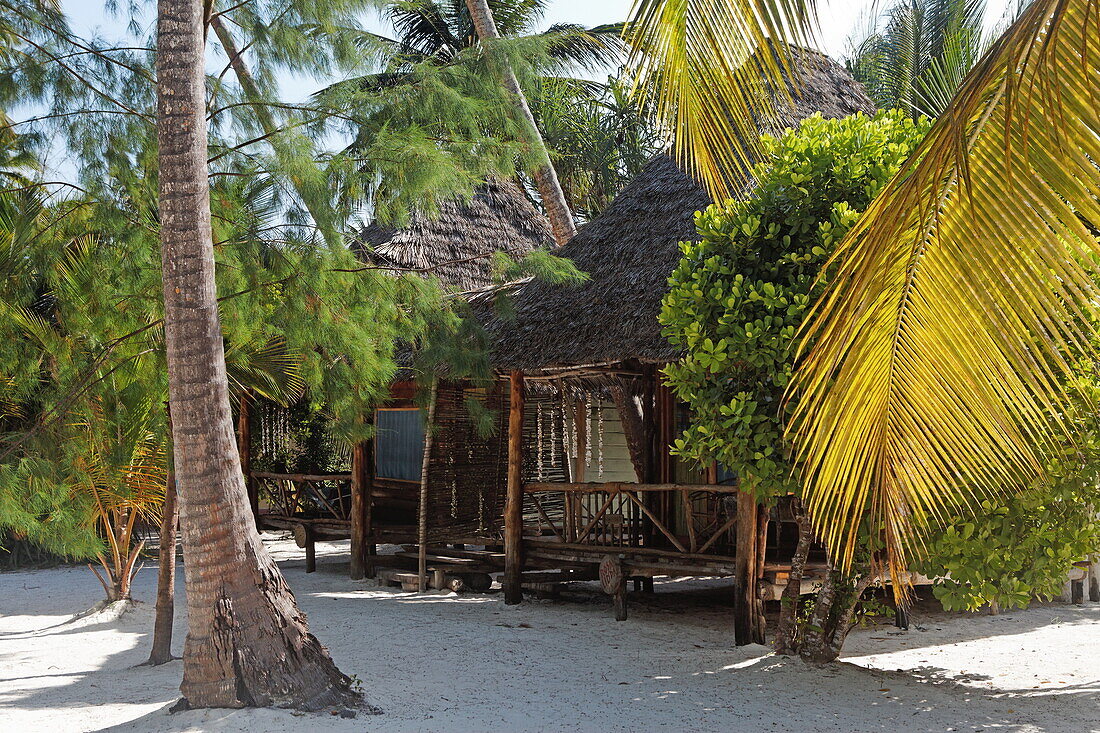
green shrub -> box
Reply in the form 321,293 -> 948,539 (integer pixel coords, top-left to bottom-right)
659,110 -> 930,499
915,434 -> 1100,611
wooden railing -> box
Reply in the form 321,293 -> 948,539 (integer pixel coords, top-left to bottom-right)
522,482 -> 740,556
253,471 -> 354,522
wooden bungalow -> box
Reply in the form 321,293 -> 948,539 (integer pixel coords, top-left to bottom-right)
479,48 -> 876,644
241,178 -> 554,580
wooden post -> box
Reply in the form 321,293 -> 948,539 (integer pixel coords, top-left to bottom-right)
364,436 -> 377,578
640,370 -> 657,555
613,577 -> 628,621
600,555 -> 627,621
573,398 -> 587,483
733,489 -> 766,645
417,380 -> 439,592
304,526 -> 316,574
754,504 -> 769,643
504,371 -> 526,605
350,439 -> 374,580
238,392 -> 257,527
566,398 -> 587,543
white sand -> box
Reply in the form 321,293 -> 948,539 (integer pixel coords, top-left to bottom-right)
1,536 -> 1096,732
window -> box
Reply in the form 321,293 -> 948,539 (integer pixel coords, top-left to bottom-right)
374,408 -> 425,481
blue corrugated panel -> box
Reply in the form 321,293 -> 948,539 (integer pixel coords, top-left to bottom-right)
375,408 -> 425,481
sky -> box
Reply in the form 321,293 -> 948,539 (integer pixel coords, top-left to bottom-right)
60,0 -> 1018,103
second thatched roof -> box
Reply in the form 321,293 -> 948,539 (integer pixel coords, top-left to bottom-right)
357,177 -> 554,294
485,47 -> 876,372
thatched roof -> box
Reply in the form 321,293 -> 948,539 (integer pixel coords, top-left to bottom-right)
358,177 -> 554,293
485,48 -> 876,373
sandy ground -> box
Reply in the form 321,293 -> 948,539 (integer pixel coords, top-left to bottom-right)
0,536 -> 1097,733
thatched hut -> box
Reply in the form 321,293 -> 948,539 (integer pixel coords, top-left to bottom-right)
357,177 -> 554,294
478,48 -> 876,642
487,48 -> 874,370
245,178 -> 553,580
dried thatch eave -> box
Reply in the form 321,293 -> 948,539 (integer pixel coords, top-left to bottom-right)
484,47 -> 876,373
356,177 -> 555,294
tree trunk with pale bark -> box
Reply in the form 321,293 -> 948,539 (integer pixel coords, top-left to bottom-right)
774,499 -> 813,655
798,561 -> 875,664
156,0 -> 360,711
464,0 -> 576,247
146,462 -> 178,666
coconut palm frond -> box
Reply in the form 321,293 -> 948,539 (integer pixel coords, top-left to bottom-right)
626,0 -> 819,200
845,0 -> 987,117
225,337 -> 306,406
908,28 -> 982,117
790,0 -> 1100,582
540,22 -> 626,71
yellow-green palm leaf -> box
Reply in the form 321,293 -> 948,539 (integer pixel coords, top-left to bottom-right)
626,0 -> 819,199
790,0 -> 1100,579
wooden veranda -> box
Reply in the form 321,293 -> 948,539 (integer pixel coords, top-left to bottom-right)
499,367 -> 781,646
240,379 -> 510,584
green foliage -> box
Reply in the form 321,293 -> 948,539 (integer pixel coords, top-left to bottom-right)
0,0 -> 589,570
531,73 -> 663,221
0,187 -> 168,560
916,480 -> 1100,612
314,0 -> 640,224
846,0 -> 988,118
914,366 -> 1100,612
659,111 -> 930,498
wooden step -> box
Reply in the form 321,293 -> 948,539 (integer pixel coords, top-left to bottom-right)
375,566 -> 494,593
520,569 -> 597,583
393,551 -> 484,567
376,569 -> 423,591
385,553 -> 496,575
425,547 -> 506,563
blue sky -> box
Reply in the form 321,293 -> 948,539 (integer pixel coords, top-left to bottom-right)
44,0 -> 1015,176
61,0 -> 1016,102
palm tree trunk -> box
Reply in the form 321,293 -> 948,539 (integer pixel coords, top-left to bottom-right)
156,0 -> 359,710
464,0 -> 576,247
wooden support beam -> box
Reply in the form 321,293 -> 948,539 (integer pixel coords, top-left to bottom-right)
681,490 -> 698,552
600,556 -> 628,621
524,481 -> 742,494
238,392 -> 257,527
525,538 -> 737,565
504,371 -> 526,605
656,381 -> 675,533
733,490 -> 766,646
641,369 -> 658,551
364,436 -> 376,578
418,380 -> 439,593
350,439 -> 374,580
